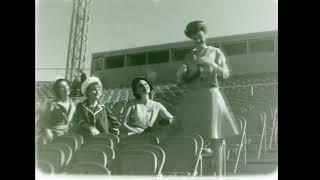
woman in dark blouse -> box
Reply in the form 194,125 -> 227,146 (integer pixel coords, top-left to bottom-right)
72,76 -> 121,138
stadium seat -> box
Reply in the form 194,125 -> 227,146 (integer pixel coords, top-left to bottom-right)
192,134 -> 204,176
94,133 -> 120,147
226,117 -> 247,173
37,146 -> 65,173
111,100 -> 127,116
82,144 -> 115,168
37,160 -> 55,174
268,108 -> 278,150
52,136 -> 79,152
161,136 -> 199,176
38,143 -> 73,167
64,162 -> 110,175
119,133 -> 160,148
84,136 -> 114,149
243,110 -> 267,159
70,149 -> 108,167
122,144 -> 165,175
62,133 -> 84,148
114,150 -> 158,175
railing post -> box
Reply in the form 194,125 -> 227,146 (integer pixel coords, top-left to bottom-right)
250,85 -> 254,96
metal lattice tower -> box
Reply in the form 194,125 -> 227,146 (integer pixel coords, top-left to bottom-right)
65,0 -> 93,81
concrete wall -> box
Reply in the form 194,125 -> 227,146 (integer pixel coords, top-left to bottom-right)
96,51 -> 278,88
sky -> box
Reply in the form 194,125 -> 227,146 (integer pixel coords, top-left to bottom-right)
35,0 -> 278,80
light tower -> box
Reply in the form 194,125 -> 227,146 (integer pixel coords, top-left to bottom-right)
65,0 -> 93,81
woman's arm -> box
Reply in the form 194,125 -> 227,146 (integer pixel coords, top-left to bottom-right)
36,102 -> 56,142
36,102 -> 50,131
213,49 -> 230,79
122,104 -> 140,133
176,53 -> 192,84
177,64 -> 188,84
158,103 -> 174,125
106,107 -> 121,135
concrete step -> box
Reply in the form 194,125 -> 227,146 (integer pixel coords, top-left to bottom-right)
226,162 -> 278,175
227,151 -> 278,164
244,141 -> 278,152
246,134 -> 275,144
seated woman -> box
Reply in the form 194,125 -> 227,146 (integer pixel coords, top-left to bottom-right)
72,76 -> 121,137
121,77 -> 174,138
37,79 -> 76,144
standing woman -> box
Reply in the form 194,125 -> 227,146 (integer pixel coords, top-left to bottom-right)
37,79 -> 76,144
175,21 -> 240,175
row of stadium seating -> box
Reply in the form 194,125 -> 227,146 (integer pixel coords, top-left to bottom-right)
36,132 -> 205,175
36,108 -> 276,175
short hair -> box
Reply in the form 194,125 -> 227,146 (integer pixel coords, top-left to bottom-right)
52,78 -> 70,99
131,77 -> 154,99
184,20 -> 208,39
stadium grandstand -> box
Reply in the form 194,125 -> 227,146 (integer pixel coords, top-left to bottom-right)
36,0 -> 278,177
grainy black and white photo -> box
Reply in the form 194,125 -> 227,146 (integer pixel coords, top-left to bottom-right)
35,0 -> 278,179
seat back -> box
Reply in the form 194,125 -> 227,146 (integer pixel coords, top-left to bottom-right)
52,136 -> 78,152
39,143 -> 73,167
226,117 -> 246,160
82,144 -> 115,166
115,150 -> 157,175
162,136 -> 198,175
37,146 -> 65,173
242,110 -> 265,135
123,144 -> 165,175
37,160 -> 54,174
191,134 -> 204,175
226,118 -> 244,145
62,133 -> 84,148
84,136 -> 114,149
94,133 -> 119,148
72,149 -> 107,167
65,162 -> 110,175
111,100 -> 127,122
119,133 -> 159,148
192,134 -> 204,155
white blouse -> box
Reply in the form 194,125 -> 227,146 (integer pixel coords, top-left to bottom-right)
123,99 -> 173,135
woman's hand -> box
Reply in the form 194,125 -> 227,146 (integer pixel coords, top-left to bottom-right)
143,126 -> 154,134
159,119 -> 171,126
198,56 -> 229,78
45,129 -> 54,142
89,126 -> 100,135
177,64 -> 187,75
177,64 -> 187,83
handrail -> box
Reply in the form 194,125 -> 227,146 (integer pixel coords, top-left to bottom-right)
219,82 -> 278,89
154,82 -> 278,93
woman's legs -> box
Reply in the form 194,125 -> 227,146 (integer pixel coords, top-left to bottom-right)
210,138 -> 226,176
